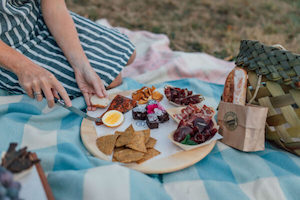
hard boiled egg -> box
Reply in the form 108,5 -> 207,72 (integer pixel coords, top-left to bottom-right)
102,110 -> 124,128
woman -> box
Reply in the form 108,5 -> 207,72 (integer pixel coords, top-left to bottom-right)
0,0 -> 136,111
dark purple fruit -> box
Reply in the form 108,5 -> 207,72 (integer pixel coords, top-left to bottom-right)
193,117 -> 207,133
192,132 -> 206,143
206,119 -> 214,130
173,126 -> 193,142
210,128 -> 218,135
0,171 -> 13,187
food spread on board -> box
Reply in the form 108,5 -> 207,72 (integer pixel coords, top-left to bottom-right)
132,100 -> 169,129
92,85 -> 218,164
96,125 -> 160,163
131,86 -> 163,104
95,95 -> 137,125
172,105 -> 218,145
102,110 -> 124,128
164,85 -> 204,106
90,95 -> 110,108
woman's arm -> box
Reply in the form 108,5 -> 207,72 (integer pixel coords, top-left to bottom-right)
40,0 -> 88,72
0,40 -> 71,107
41,0 -> 107,110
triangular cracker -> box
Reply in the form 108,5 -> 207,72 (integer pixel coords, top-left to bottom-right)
114,146 -> 126,153
96,134 -> 119,155
126,131 -> 147,153
113,149 -> 145,163
145,137 -> 157,148
135,129 -> 150,143
115,125 -> 135,147
136,148 -> 160,164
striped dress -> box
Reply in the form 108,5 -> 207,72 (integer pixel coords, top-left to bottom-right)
0,0 -> 135,97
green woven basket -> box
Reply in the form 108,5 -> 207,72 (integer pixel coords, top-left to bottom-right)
236,40 -> 300,156
236,40 -> 300,89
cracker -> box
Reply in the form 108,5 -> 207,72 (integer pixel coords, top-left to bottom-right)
115,125 -> 135,147
115,131 -> 125,136
136,148 -> 161,164
145,137 -> 157,148
114,147 -> 126,153
126,131 -> 147,153
135,129 -> 150,143
96,134 -> 119,155
113,149 -> 145,163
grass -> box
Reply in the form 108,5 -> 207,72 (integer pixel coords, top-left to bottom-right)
66,0 -> 300,59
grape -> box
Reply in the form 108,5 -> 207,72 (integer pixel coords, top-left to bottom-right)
193,117 -> 207,133
0,184 -> 7,197
7,187 -> 19,198
173,126 -> 193,142
8,182 -> 21,191
0,167 -> 6,173
192,132 -> 206,143
0,171 -> 13,187
0,167 -> 21,200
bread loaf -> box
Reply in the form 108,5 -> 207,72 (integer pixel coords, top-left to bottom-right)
222,67 -> 247,105
90,95 -> 110,108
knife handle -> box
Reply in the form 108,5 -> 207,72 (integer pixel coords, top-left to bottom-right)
54,98 -> 66,107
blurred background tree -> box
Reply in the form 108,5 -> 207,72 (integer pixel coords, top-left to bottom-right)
66,0 -> 300,59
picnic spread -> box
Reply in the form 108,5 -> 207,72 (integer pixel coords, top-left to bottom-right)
0,20 -> 300,200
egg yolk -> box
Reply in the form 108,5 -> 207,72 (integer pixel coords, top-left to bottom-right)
104,112 -> 121,125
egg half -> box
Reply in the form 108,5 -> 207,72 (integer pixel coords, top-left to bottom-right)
102,110 -> 124,128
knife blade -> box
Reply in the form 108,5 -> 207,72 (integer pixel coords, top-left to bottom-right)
55,98 -> 102,123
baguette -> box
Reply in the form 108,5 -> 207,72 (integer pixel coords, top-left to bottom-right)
90,95 -> 110,108
222,67 -> 247,105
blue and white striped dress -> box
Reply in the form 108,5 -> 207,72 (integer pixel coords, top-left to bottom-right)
0,0 -> 135,97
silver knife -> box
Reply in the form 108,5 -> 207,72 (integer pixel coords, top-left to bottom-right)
55,98 -> 102,123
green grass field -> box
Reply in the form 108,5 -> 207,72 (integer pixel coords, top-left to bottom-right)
66,0 -> 300,59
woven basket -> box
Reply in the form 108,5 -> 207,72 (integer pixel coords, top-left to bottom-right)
236,40 -> 300,156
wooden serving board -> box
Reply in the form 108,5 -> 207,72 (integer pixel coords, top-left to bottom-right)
80,90 -> 216,174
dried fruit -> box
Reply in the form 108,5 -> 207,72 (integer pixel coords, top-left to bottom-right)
164,86 -> 204,106
152,91 -> 163,101
173,116 -> 218,145
132,86 -> 163,104
173,126 -> 193,142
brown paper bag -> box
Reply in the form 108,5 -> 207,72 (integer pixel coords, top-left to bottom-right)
217,101 -> 268,152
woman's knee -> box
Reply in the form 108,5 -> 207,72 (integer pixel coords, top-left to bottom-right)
107,73 -> 122,89
107,50 -> 136,89
126,50 -> 136,66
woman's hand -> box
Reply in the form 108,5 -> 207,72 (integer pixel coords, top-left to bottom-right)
16,63 -> 72,108
41,0 -> 107,110
74,65 -> 107,111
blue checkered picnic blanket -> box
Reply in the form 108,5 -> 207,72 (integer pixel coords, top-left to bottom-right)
0,78 -> 299,200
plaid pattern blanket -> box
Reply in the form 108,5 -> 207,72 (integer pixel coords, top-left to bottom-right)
0,78 -> 299,200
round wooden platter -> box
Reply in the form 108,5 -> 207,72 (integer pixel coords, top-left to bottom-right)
80,90 -> 216,174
